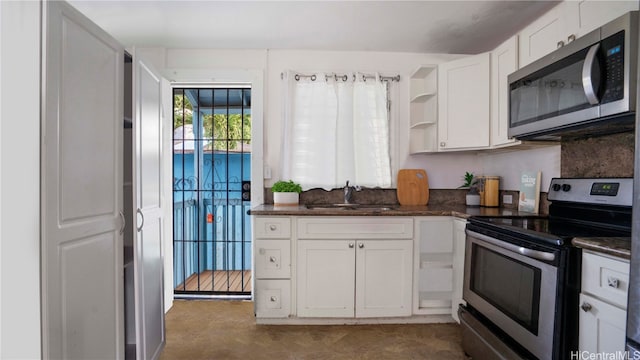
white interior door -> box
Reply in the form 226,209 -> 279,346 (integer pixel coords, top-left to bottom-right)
132,51 -> 166,360
41,1 -> 124,359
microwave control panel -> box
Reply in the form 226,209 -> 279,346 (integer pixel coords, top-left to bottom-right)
601,30 -> 625,104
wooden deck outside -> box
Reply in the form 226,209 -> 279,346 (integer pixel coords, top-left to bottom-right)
175,270 -> 252,293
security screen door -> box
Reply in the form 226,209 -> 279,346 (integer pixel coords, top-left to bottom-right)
172,87 -> 252,297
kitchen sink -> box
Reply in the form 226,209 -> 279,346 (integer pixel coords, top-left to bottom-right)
305,204 -> 397,211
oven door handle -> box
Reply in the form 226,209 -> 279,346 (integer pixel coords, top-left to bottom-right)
466,229 -> 556,262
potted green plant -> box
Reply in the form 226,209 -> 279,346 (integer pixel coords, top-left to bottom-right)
272,180 -> 303,206
459,172 -> 480,207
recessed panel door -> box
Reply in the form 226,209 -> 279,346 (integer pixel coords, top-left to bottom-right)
41,1 -> 124,358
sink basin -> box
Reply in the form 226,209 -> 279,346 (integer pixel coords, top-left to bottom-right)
305,204 -> 396,211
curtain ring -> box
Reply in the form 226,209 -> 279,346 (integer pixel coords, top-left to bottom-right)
334,74 -> 338,81
311,74 -> 316,81
362,74 -> 367,82
294,74 -> 300,81
342,75 -> 348,82
352,74 -> 356,81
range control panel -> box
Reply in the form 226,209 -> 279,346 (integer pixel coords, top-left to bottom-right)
547,178 -> 632,206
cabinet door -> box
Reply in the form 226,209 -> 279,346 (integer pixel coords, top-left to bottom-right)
41,2 -> 125,359
297,240 -> 355,317
451,219 -> 467,323
576,0 -> 639,37
519,2 -> 578,67
355,240 -> 413,318
490,36 -> 520,148
579,293 -> 627,353
132,51 -> 166,360
438,53 -> 490,151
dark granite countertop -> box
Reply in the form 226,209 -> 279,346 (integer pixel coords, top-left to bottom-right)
572,237 -> 631,260
248,204 -> 539,219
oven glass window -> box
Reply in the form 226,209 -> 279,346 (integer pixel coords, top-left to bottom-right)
510,46 -> 593,127
470,244 -> 541,334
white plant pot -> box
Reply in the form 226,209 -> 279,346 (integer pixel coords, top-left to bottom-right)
466,193 -> 480,207
273,192 -> 299,206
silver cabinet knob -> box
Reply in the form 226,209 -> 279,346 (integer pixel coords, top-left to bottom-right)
269,256 -> 277,263
270,296 -> 277,302
607,277 -> 620,289
581,302 -> 592,312
567,34 -> 576,43
269,224 -> 277,231
557,40 -> 565,48
358,243 -> 364,249
348,243 -> 355,248
440,142 -> 446,147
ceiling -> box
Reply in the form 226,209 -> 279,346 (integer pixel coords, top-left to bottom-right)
68,1 -> 559,54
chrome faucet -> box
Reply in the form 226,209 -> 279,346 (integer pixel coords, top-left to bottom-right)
344,181 -> 353,204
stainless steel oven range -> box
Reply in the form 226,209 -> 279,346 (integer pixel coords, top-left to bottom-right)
460,178 -> 632,360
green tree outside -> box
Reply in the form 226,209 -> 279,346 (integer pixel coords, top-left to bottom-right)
173,92 -> 251,151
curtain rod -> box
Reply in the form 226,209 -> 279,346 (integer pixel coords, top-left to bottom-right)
282,72 -> 400,82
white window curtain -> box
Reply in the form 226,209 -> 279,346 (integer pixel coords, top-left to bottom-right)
281,71 -> 391,190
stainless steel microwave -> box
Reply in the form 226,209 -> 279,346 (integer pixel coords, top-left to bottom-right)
508,11 -> 638,140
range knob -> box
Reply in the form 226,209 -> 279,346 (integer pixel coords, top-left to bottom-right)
552,184 -> 561,191
562,184 -> 571,192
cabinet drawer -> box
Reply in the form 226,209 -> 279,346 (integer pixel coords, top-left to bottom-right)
297,217 -> 413,239
254,217 -> 291,239
582,251 -> 630,309
255,280 -> 291,318
255,240 -> 290,279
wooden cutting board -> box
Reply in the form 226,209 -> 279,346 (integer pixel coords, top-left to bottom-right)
397,169 -> 429,206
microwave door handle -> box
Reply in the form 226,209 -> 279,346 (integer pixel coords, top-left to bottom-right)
582,43 -> 601,105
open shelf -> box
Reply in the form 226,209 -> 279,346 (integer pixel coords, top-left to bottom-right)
409,65 -> 438,154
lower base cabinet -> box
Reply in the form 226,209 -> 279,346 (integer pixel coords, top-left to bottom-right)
297,239 -> 413,318
578,251 -> 630,353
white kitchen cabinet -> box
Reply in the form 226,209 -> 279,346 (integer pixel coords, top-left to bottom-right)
296,217 -> 413,318
518,1 -> 638,68
518,2 -> 577,67
451,218 -> 466,323
579,251 -> 630,353
437,53 -> 491,151
574,0 -> 638,38
254,216 -> 293,318
409,65 -> 439,153
413,217 -> 455,316
490,36 -> 521,149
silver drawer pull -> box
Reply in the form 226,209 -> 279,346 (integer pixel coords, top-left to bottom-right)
581,302 -> 592,312
607,277 -> 620,289
270,296 -> 277,302
557,40 -> 565,48
349,243 -> 354,248
567,34 -> 576,43
269,256 -> 277,263
269,224 -> 277,231
358,243 -> 364,249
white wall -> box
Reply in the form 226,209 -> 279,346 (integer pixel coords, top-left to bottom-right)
0,1 -> 42,358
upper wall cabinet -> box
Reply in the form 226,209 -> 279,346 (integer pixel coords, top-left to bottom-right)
490,36 -> 520,148
518,2 -> 577,68
519,1 -> 639,67
437,53 -> 490,151
574,0 -> 639,38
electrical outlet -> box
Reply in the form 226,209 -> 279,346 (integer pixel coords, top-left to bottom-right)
503,194 -> 513,205
264,165 -> 272,179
